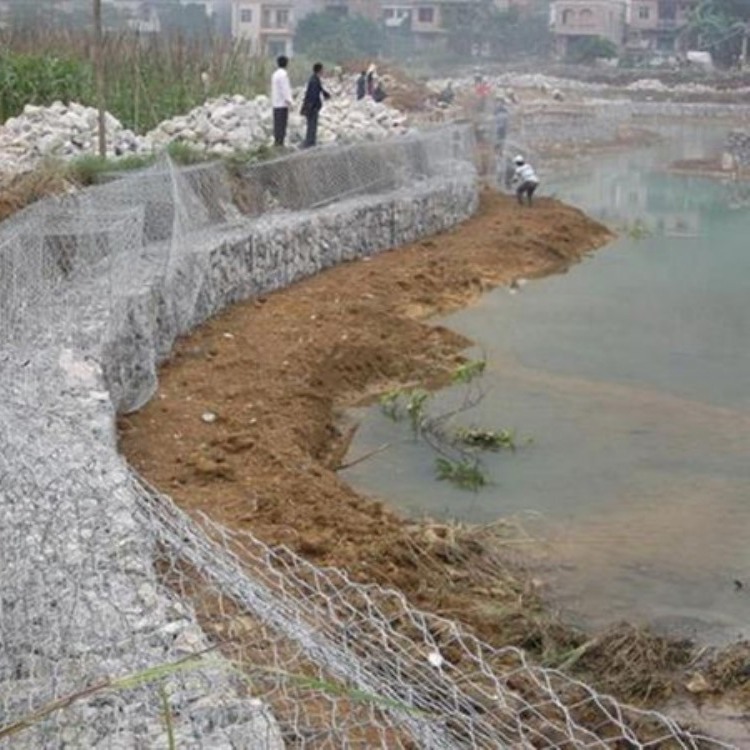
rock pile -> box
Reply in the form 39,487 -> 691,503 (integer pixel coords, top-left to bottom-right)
147,90 -> 409,155
0,101 -> 149,173
0,90 -> 411,174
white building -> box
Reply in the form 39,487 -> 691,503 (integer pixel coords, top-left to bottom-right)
231,0 -> 295,56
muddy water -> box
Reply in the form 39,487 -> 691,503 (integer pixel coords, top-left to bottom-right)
343,125 -> 750,645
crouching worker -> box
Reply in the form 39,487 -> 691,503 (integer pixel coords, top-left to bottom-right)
512,155 -> 539,206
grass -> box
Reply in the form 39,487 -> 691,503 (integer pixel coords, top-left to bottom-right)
0,28 -> 314,134
66,153 -> 156,184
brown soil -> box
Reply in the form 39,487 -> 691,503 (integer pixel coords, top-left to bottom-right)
0,167 -> 76,223
342,59 -> 438,114
118,190 -> 748,721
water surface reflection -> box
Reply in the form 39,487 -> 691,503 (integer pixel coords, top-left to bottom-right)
343,127 -> 750,644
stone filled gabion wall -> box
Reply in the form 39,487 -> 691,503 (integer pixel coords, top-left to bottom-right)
106,169 -> 479,413
509,100 -> 750,156
726,129 -> 750,169
0,128 -> 478,747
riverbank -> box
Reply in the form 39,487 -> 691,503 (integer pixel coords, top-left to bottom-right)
118,190 -> 748,727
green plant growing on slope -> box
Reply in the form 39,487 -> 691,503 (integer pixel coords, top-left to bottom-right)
452,358 -> 486,384
67,153 -> 157,185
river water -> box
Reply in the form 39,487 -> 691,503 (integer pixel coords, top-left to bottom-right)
342,124 -> 750,645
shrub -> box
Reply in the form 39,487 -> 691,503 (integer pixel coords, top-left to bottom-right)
566,36 -> 618,65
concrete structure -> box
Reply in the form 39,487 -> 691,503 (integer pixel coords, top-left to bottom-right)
232,0 -> 295,55
550,0 -> 627,57
625,0 -> 697,54
317,0 -> 380,20
381,0 -> 448,50
550,0 -> 700,57
380,0 -> 536,51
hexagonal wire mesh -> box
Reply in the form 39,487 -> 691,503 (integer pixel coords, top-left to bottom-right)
0,123 -> 733,748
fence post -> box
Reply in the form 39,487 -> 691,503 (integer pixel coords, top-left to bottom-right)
93,0 -> 107,158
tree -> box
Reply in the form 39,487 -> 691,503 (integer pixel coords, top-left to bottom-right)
295,11 -> 384,63
566,35 -> 618,64
441,0 -> 495,57
684,0 -> 748,66
440,3 -> 551,60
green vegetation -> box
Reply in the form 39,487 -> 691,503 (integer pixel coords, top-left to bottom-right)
566,36 -> 619,65
380,388 -> 429,436
454,427 -> 519,451
685,0 -> 750,67
621,218 -> 652,240
435,457 -> 486,491
451,359 -> 486,385
378,359 -> 528,491
0,53 -> 91,124
67,153 -> 156,185
441,5 -> 552,61
0,30 -> 278,133
294,11 -> 384,64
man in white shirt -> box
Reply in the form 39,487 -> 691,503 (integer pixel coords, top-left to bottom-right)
271,55 -> 293,148
511,155 -> 539,206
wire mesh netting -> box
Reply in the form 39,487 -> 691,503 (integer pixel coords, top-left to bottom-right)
0,430 -> 733,748
0,123 -> 736,747
0,125 -> 476,395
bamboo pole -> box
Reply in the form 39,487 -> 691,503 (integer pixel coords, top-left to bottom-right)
93,0 -> 106,157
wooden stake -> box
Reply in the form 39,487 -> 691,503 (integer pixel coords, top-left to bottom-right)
93,0 -> 106,157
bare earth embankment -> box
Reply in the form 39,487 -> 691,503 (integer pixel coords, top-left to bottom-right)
119,191 -> 750,726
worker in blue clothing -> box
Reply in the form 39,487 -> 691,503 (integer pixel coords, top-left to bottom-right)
300,62 -> 331,149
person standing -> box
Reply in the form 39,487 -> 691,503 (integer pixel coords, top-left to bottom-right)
511,155 -> 539,206
494,99 -> 508,145
366,63 -> 377,97
356,70 -> 367,100
271,55 -> 293,148
300,62 -> 330,149
372,82 -> 387,103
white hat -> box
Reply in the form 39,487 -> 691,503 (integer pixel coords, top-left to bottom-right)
514,155 -> 525,165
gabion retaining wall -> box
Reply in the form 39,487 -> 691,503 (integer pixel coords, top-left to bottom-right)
0,129 -> 478,747
511,100 -> 750,155
726,128 -> 750,169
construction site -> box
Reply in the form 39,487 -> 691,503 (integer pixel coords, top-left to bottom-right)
2,13 -> 750,744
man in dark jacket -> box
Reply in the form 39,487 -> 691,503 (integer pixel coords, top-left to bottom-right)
300,62 -> 330,148
356,71 -> 367,100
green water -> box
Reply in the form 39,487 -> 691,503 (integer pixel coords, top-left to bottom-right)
343,127 -> 750,644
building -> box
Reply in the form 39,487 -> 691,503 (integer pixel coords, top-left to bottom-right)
317,0 -> 380,20
232,0 -> 295,55
626,0 -> 697,54
550,0 -> 699,58
549,0 -> 627,56
381,0 -> 448,50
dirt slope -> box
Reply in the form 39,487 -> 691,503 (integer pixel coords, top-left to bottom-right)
120,191 -> 608,576
121,192 -> 726,706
